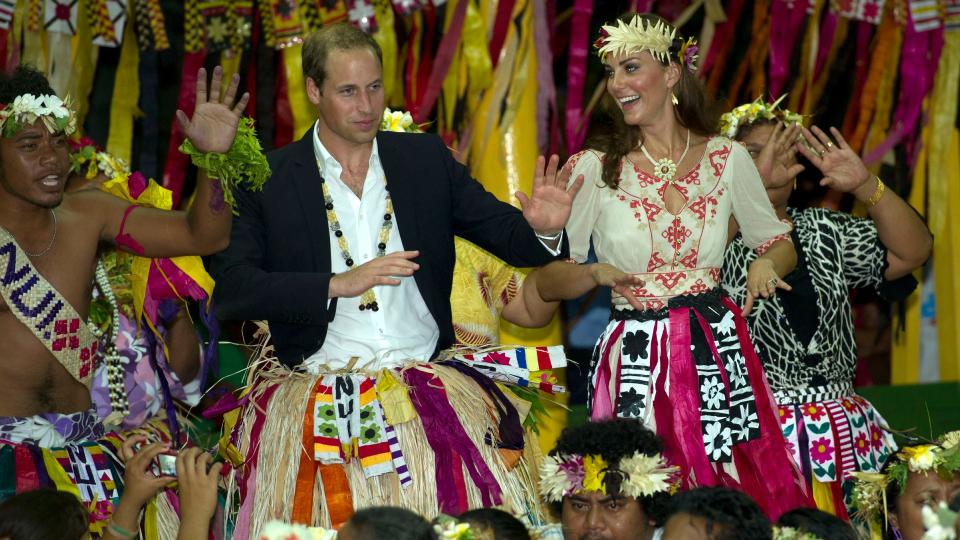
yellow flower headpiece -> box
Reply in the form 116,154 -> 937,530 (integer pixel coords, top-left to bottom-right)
539,451 -> 678,503
772,526 -> 823,540
0,94 -> 77,137
719,95 -> 805,139
595,15 -> 698,72
851,432 -> 960,537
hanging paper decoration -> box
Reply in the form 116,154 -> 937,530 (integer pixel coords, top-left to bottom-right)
947,0 -> 960,28
133,0 -> 169,51
44,0 -> 78,34
315,0 -> 349,25
230,0 -> 254,51
392,0 -> 424,15
908,0 -> 942,31
269,0 -> 305,47
0,0 -> 14,30
90,0 -> 128,47
201,1 -> 231,52
347,0 -> 376,32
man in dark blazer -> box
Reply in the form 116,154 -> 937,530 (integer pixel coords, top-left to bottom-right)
211,24 -> 581,369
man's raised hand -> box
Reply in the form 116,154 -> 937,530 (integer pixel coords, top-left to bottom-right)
176,66 -> 251,154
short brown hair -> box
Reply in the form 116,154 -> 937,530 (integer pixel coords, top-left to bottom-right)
302,23 -> 383,90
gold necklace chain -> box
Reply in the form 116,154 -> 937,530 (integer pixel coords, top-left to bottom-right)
15,209 -> 58,257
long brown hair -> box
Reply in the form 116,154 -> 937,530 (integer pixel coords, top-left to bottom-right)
588,14 -> 719,190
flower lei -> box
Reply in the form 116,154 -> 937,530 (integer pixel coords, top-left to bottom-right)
178,117 -> 271,214
69,137 -> 130,181
718,95 -> 805,139
772,526 -> 823,540
381,108 -> 423,133
595,15 -> 699,73
539,451 -> 678,502
0,93 -> 77,137
851,431 -> 960,533
921,502 -> 958,540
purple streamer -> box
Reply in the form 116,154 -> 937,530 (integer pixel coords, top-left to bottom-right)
443,361 -> 524,451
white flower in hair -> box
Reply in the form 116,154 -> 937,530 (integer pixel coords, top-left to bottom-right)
37,95 -> 68,118
618,451 -> 678,499
920,502 -> 958,540
11,93 -> 40,113
597,16 -> 676,64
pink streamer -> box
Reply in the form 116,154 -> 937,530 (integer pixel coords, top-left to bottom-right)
667,306 -> 718,487
768,0 -> 809,97
564,0 -> 594,154
533,0 -> 556,154
812,11 -> 839,83
721,298 -> 811,517
234,384 -> 279,540
590,322 -> 625,421
405,368 -> 503,513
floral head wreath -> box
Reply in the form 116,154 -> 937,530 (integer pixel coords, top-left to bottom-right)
719,95 -> 805,139
595,15 -> 699,73
434,515 -> 477,540
539,450 -> 679,502
851,431 -> 960,533
920,502 -> 958,540
0,93 -> 77,138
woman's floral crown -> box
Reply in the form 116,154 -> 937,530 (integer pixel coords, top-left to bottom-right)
539,450 -> 678,503
594,15 -> 699,73
851,431 -> 960,528
434,515 -> 477,540
719,95 -> 804,139
0,93 -> 77,137
258,520 -> 336,540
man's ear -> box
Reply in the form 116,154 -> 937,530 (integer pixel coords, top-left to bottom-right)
306,77 -> 322,106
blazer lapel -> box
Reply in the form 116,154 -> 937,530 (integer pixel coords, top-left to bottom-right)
376,133 -> 439,313
289,133 -> 331,271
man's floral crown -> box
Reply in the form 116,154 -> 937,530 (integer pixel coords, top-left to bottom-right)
0,93 -> 77,137
539,450 -> 678,502
851,431 -> 960,529
719,95 -> 805,139
595,15 -> 699,73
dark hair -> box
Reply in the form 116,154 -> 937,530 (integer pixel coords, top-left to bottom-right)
346,506 -> 436,540
732,117 -> 779,142
589,13 -> 719,190
301,23 -> 383,90
666,487 -> 771,540
0,488 -> 89,540
0,65 -> 56,104
777,508 -> 856,540
549,419 -> 671,525
459,508 -> 530,540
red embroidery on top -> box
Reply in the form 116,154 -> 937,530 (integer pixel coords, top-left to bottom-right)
647,251 -> 667,272
680,249 -> 699,269
655,272 -> 686,290
708,147 -> 731,178
689,197 -> 707,220
641,198 -> 662,220
662,218 -> 692,249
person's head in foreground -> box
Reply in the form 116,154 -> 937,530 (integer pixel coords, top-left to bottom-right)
851,431 -> 960,540
459,508 -> 530,540
0,488 -> 89,540
543,419 -> 677,540
661,487 -> 771,540
776,507 -> 856,540
338,506 -> 437,540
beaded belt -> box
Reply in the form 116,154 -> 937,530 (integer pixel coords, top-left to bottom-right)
773,382 -> 854,404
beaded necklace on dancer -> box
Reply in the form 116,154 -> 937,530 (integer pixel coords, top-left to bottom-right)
317,161 -> 394,312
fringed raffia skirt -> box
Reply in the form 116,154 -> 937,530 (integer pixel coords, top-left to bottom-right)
222,339 -> 567,540
588,290 -> 811,519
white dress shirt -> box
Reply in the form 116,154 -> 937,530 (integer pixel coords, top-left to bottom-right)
303,124 -> 439,372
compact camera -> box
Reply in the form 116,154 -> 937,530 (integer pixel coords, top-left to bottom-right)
150,451 -> 178,478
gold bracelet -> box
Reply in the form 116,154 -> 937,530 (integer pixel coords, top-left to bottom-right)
866,176 -> 886,207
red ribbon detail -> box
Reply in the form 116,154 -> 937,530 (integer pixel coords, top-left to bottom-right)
564,0 -> 594,154
13,445 -> 39,493
488,0 -> 517,68
274,54 -> 293,149
162,50 -> 207,208
412,0 -> 468,124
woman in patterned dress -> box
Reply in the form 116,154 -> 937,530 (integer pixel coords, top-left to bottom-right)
535,14 -> 809,518
720,100 -> 932,518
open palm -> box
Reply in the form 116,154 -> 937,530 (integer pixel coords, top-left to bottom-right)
177,66 -> 250,154
516,154 -> 584,234
797,126 -> 870,193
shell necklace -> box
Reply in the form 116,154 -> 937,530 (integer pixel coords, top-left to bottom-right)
640,130 -> 691,183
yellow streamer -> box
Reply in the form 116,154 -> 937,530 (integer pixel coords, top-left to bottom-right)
372,0 -> 400,106
68,1 -> 99,130
106,13 -> 141,164
932,129 -> 960,381
283,44 -> 315,140
376,370 -> 416,425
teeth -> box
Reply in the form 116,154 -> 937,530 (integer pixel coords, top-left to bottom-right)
619,96 -> 639,103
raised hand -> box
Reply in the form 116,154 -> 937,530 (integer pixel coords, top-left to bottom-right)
797,126 -> 871,194
590,263 -> 647,311
516,155 -> 585,235
755,122 -> 805,189
176,66 -> 251,154
742,258 -> 792,317
328,250 -> 420,298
